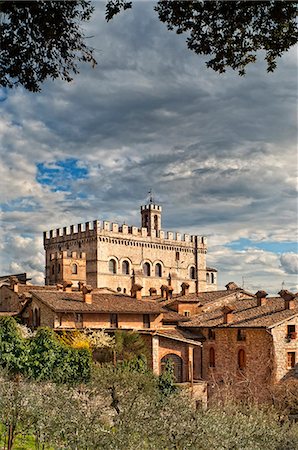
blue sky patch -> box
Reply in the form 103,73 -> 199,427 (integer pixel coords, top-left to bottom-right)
226,238 -> 298,254
1,197 -> 40,213
36,159 -> 88,192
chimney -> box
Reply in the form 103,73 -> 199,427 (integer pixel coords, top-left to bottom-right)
10,276 -> 19,293
82,285 -> 92,304
149,287 -> 157,296
78,281 -> 85,292
225,282 -> 239,291
222,306 -> 235,324
278,290 -> 296,310
181,282 -> 190,296
160,285 -> 169,300
131,283 -> 143,300
63,280 -> 73,292
255,290 -> 268,306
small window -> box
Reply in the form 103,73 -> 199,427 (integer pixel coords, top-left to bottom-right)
287,352 -> 296,368
184,311 -> 190,317
122,260 -> 129,275
143,314 -> 150,328
175,251 -> 180,261
155,263 -> 162,277
57,264 -> 61,274
237,330 -> 246,341
75,313 -> 82,323
143,262 -> 151,277
110,313 -> 118,328
238,349 -> 246,370
189,267 -> 196,280
209,347 -> 215,368
287,325 -> 296,340
211,273 -> 215,284
206,273 -> 210,283
109,259 -> 117,274
154,215 -> 158,231
123,288 -> 126,294
71,264 -> 78,274
208,329 -> 215,340
51,265 -> 55,275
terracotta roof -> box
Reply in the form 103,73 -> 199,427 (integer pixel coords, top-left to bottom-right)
155,329 -> 203,345
161,289 -> 254,308
181,297 -> 298,329
31,291 -> 164,314
162,310 -> 190,323
18,285 -> 58,294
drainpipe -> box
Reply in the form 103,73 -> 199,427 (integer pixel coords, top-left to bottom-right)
195,236 -> 199,295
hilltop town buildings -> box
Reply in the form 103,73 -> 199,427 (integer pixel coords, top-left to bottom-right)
0,201 -> 297,403
43,202 -> 217,295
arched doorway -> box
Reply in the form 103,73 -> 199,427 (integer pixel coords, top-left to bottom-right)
161,354 -> 183,383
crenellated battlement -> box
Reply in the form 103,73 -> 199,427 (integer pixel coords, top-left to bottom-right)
43,219 -> 207,246
49,251 -> 86,261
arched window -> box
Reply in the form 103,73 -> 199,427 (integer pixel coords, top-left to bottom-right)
109,259 -> 117,274
51,265 -> 55,275
211,273 -> 215,284
33,308 -> 40,328
206,273 -> 210,283
161,354 -> 183,383
143,262 -> 151,277
155,263 -> 162,277
238,349 -> 246,370
122,260 -> 129,275
57,264 -> 61,274
189,266 -> 196,280
154,214 -> 158,231
209,347 -> 215,368
71,264 -> 78,274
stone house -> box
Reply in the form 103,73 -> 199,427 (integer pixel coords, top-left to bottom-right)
180,290 -> 298,399
20,283 -> 203,385
43,202 -> 217,295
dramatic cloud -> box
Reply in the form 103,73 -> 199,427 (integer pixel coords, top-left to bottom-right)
1,4 -> 297,293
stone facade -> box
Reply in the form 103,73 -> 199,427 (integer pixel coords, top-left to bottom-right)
271,316 -> 298,381
44,203 -> 217,295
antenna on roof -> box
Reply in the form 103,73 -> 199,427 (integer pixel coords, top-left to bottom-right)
281,280 -> 285,290
242,276 -> 245,289
148,188 -> 154,204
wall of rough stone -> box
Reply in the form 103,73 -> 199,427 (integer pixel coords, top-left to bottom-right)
0,286 -> 19,312
271,316 -> 298,381
197,327 -> 274,399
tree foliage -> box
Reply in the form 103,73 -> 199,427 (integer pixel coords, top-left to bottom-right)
0,0 -> 96,92
107,0 -> 298,75
0,370 -> 298,450
1,1 -> 297,92
0,318 -> 91,383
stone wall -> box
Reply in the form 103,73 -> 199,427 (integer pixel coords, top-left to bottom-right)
198,327 -> 274,400
0,286 -> 19,312
271,316 -> 298,381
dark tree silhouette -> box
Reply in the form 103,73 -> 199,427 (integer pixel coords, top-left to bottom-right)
1,1 -> 297,92
107,0 -> 298,75
0,1 -> 97,92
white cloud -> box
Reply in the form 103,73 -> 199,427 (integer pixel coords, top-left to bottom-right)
280,253 -> 298,275
0,3 -> 297,291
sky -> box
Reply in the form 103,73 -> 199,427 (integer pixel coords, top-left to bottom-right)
1,2 -> 297,293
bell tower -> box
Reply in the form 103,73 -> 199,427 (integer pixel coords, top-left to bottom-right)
141,192 -> 162,236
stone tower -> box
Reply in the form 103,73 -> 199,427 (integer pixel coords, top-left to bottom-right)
141,203 -> 162,236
